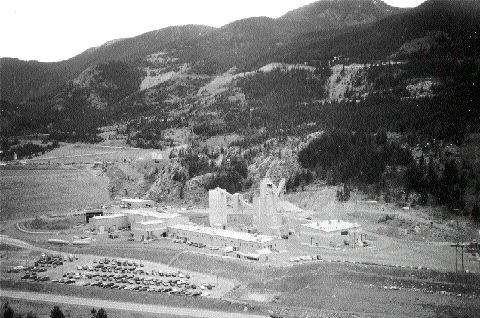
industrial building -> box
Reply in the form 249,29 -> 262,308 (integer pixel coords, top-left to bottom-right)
208,188 -> 253,228
90,214 -> 128,233
90,179 -> 363,255
299,219 -> 361,247
168,223 -> 284,253
90,209 -> 188,241
207,178 -> 289,236
252,178 -> 287,235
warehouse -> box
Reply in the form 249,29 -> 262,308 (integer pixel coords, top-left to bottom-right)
129,211 -> 188,240
122,210 -> 188,226
299,219 -> 361,247
91,209 -> 188,240
168,223 -> 284,253
90,214 -> 128,232
132,219 -> 167,241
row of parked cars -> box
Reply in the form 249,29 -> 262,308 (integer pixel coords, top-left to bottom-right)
7,265 -> 47,274
172,238 -> 208,248
83,281 -> 204,296
289,255 -> 322,262
95,258 -> 140,267
70,257 -> 216,297
35,253 -> 77,267
20,272 -> 50,281
8,253 -> 71,277
88,258 -> 190,278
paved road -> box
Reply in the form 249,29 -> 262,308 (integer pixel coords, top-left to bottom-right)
1,289 -> 267,318
0,234 -> 49,252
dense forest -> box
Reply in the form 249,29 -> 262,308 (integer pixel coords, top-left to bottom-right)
298,130 -> 413,185
172,147 -> 251,194
298,130 -> 480,220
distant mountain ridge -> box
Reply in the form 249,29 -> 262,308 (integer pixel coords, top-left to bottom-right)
2,0 -> 479,107
280,0 -> 405,30
0,25 -> 214,103
1,0 -> 402,103
269,0 -> 480,62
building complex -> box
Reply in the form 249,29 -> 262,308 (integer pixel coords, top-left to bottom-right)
90,178 -> 363,259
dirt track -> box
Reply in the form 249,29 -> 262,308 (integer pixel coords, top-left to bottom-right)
1,289 -> 267,318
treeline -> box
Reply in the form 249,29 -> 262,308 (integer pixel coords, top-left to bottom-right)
298,130 -> 413,185
405,154 -> 480,220
0,141 -> 59,161
1,302 -> 107,318
1,89 -> 105,144
236,68 -> 331,131
95,61 -> 144,104
204,156 -> 250,194
174,147 -> 251,194
189,68 -> 332,138
1,61 -> 143,145
298,130 -> 480,220
125,116 -> 184,149
194,58 -> 479,147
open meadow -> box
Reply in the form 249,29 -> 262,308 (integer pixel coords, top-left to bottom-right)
0,166 -> 111,221
27,143 -> 170,164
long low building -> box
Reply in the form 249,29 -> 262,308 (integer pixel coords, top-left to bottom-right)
90,214 -> 128,232
132,219 -> 167,240
168,223 -> 284,253
299,219 -> 361,247
91,209 -> 188,240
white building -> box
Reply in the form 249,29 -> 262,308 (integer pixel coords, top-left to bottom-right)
208,188 -> 229,227
208,187 -> 253,228
168,223 -> 284,253
151,152 -> 163,162
91,209 -> 188,241
299,219 -> 361,247
90,214 -> 128,232
132,220 -> 167,240
253,178 -> 287,235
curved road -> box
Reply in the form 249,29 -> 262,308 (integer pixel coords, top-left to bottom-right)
1,289 -> 267,318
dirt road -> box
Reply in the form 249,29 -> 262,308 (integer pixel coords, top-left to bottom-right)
2,289 -> 267,318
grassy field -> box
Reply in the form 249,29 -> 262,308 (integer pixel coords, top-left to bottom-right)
28,143 -> 167,164
242,262 -> 480,317
0,166 -> 110,221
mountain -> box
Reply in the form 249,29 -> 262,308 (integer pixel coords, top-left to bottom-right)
63,25 -> 215,77
170,0 -> 403,72
1,0 -> 402,103
3,0 -> 479,146
269,0 -> 480,62
0,58 -> 68,104
280,0 -> 405,31
0,25 -> 214,103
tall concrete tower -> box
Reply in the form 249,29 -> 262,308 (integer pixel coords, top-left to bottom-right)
208,188 -> 228,228
255,178 -> 285,233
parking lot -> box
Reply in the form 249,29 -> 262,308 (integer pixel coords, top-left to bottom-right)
4,251 -> 235,299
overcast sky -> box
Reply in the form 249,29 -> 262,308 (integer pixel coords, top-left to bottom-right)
1,0 -> 426,62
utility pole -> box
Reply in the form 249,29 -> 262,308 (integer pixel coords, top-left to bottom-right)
451,242 -> 466,281
455,243 -> 458,280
